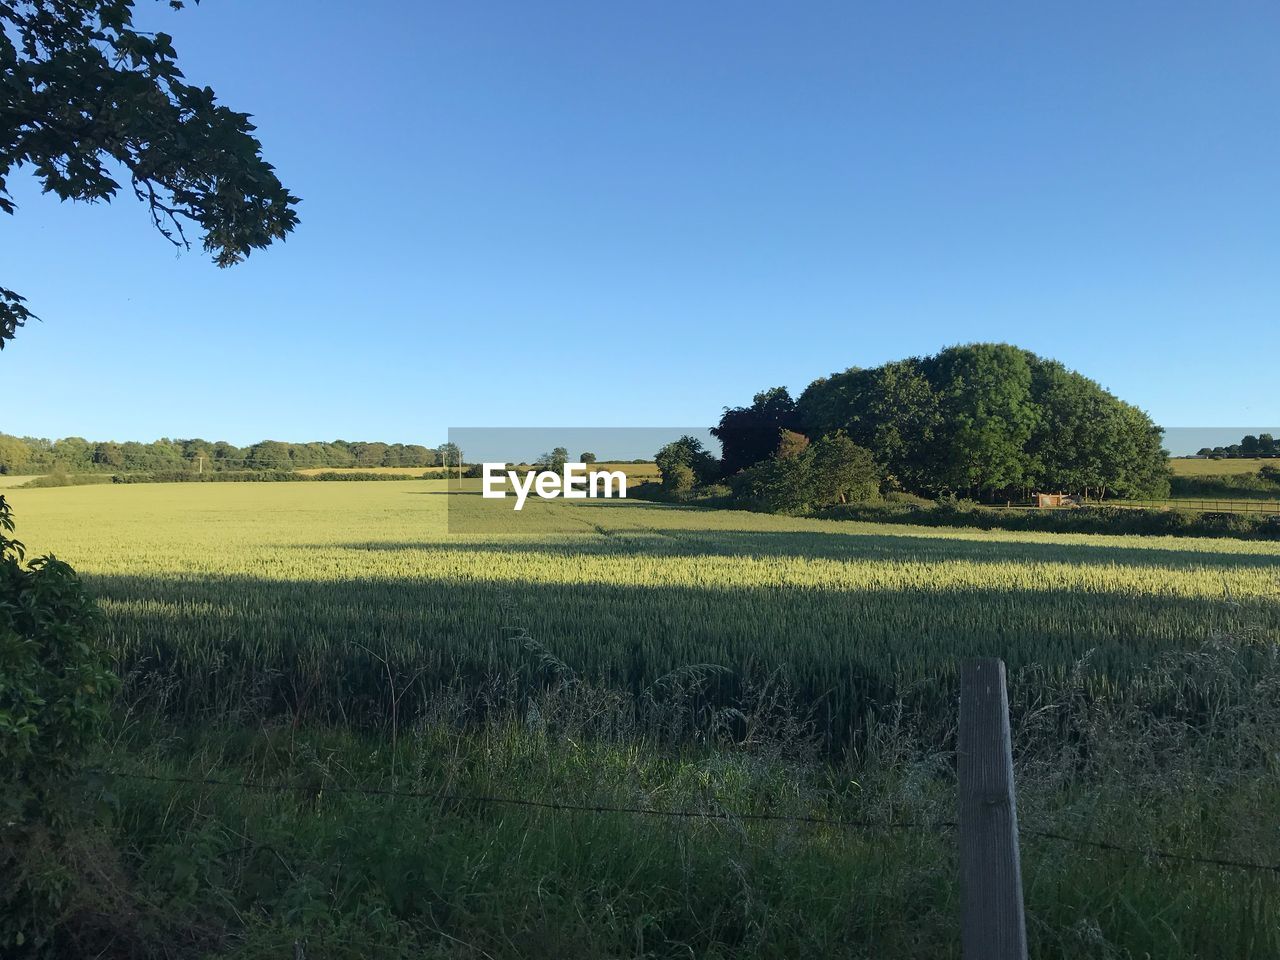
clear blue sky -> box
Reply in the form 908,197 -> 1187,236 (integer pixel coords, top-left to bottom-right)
3,1 -> 1277,448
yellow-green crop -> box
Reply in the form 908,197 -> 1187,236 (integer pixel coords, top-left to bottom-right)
9,480 -> 1279,733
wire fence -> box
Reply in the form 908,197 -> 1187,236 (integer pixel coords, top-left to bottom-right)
1118,498 -> 1280,515
1009,498 -> 1280,515
89,768 -> 957,833
92,768 -> 1280,878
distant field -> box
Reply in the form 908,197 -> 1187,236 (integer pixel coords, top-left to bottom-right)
296,461 -> 661,480
0,474 -> 38,488
294,465 -> 433,476
1169,457 -> 1275,476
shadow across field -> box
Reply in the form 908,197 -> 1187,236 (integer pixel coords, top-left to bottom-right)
86,564 -> 1276,747
322,527 -> 1280,575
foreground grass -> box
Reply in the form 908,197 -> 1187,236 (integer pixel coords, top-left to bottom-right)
68,669 -> 1280,960
89,722 -> 953,959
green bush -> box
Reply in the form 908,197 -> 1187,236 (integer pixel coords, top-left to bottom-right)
663,462 -> 696,494
730,455 -> 813,513
655,437 -> 719,490
0,496 -> 117,955
301,471 -> 423,482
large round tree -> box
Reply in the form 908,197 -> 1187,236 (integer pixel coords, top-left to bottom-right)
797,343 -> 1169,500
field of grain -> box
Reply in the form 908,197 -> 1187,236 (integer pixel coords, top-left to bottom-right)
10,479 -> 1279,736
1170,457 -> 1277,475
294,465 -> 438,476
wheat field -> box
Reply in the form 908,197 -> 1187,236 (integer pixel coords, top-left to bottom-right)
9,479 -> 1278,734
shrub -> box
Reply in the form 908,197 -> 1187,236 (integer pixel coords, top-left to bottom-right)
809,432 -> 880,505
730,455 -> 813,513
663,462 -> 696,494
655,436 -> 719,489
0,496 -> 117,955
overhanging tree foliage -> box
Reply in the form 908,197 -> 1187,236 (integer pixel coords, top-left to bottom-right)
0,0 -> 300,347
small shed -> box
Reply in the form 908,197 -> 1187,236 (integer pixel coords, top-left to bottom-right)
1034,492 -> 1082,508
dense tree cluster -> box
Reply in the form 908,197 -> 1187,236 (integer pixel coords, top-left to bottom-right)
797,344 -> 1169,499
0,435 -> 442,474
1196,434 -> 1278,459
698,344 -> 1170,507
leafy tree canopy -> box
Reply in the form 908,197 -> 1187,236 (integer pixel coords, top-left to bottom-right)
0,433 -> 445,474
655,435 -> 718,490
774,428 -> 810,460
797,343 -> 1168,499
0,0 -> 300,347
711,386 -> 803,476
809,431 -> 879,505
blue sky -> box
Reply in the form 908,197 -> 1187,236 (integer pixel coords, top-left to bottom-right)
3,1 -> 1277,449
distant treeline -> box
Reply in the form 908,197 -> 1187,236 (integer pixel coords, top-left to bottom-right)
0,435 -> 461,475
1195,433 -> 1278,458
655,343 -> 1170,509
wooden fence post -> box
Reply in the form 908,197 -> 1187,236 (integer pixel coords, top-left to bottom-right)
958,658 -> 1028,960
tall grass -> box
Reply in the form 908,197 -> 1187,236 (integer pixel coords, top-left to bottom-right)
54,635 -> 1280,959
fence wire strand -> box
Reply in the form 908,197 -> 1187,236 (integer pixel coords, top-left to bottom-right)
90,768 -> 1280,876
90,768 -> 957,833
1019,826 -> 1280,875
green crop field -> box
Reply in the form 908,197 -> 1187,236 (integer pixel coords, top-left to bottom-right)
10,479 -> 1279,733
1170,457 -> 1277,475
7,481 -> 1280,958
